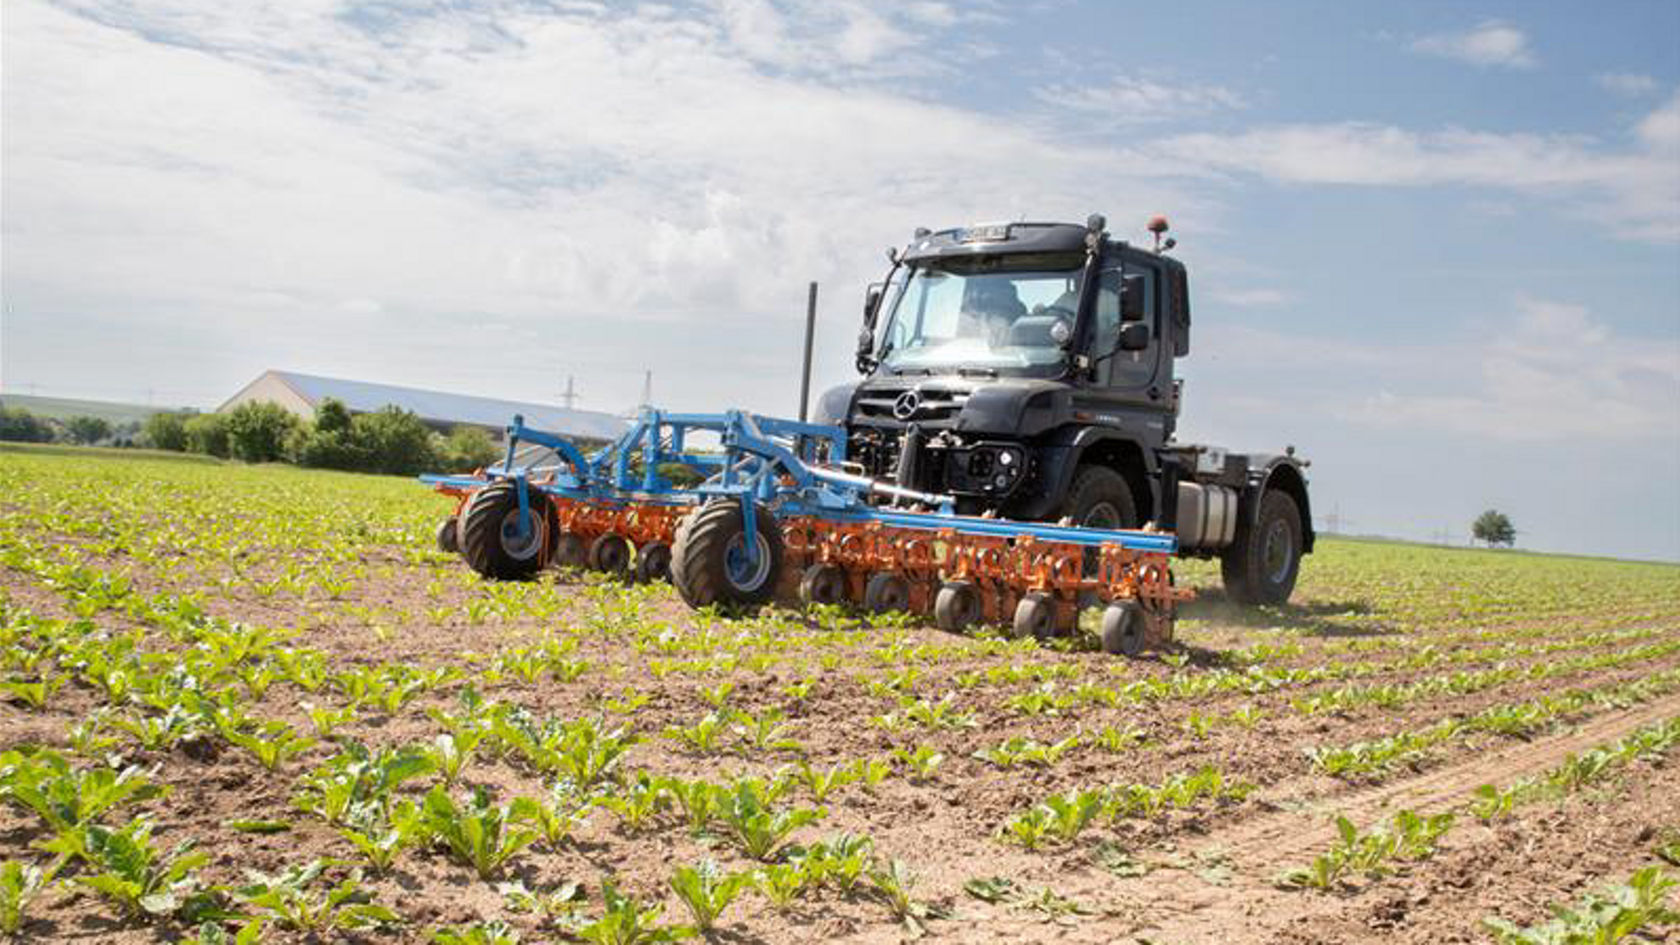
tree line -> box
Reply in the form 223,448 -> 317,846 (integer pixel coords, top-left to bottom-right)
2,398 -> 499,476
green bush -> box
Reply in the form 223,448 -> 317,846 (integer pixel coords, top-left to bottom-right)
225,402 -> 302,463
435,427 -> 499,472
142,412 -> 189,451
0,407 -> 54,444
66,416 -> 113,445
183,414 -> 231,458
349,406 -> 436,476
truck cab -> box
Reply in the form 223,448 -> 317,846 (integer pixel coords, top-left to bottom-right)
815,215 -> 1314,606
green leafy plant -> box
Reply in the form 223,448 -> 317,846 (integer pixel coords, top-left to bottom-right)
730,707 -> 803,754
291,741 -> 432,827
867,858 -> 942,934
234,859 -> 399,933
0,860 -> 54,935
894,745 -> 945,782
663,712 -> 730,755
420,786 -> 537,880
339,798 -> 425,874
571,882 -> 693,945
510,782 -> 594,849
752,863 -> 808,912
69,816 -> 215,921
1,674 -> 67,711
668,859 -> 751,931
716,782 -> 822,861
424,732 -> 480,788
1281,810 -> 1454,891
794,833 -> 874,894
0,750 -> 167,836
431,919 -> 522,945
1484,866 -> 1678,944
599,773 -> 669,834
221,719 -> 316,772
793,762 -> 855,803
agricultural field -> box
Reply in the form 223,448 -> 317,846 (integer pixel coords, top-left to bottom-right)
2,444 -> 1678,944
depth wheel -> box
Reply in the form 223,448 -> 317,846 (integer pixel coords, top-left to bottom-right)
552,531 -> 587,569
588,533 -> 632,575
1100,600 -> 1145,656
670,498 -> 784,609
1013,592 -> 1056,640
458,482 -> 548,581
635,541 -> 672,583
863,573 -> 910,614
799,563 -> 847,606
934,582 -> 981,631
436,516 -> 459,555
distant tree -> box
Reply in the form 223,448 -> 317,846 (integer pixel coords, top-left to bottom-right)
1472,509 -> 1516,548
435,426 -> 499,472
351,405 -> 437,476
0,406 -> 54,443
315,397 -> 353,436
224,402 -> 302,463
66,415 -> 113,445
142,411 -> 189,451
184,413 -> 232,458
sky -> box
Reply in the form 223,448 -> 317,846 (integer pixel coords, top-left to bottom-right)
2,0 -> 1678,560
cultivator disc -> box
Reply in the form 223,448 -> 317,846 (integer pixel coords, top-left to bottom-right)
423,408 -> 1190,655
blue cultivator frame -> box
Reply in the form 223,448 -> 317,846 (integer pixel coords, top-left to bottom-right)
422,408 -> 1177,574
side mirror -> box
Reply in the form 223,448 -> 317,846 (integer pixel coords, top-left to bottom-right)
855,326 -> 876,374
1118,321 -> 1151,352
1120,275 -> 1145,322
863,284 -> 884,329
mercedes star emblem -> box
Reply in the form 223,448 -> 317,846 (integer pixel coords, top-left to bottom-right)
892,390 -> 921,421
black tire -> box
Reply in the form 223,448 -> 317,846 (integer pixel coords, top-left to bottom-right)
1013,592 -> 1055,639
934,582 -> 980,631
635,542 -> 672,583
1101,601 -> 1145,656
670,498 -> 784,609
436,517 -> 459,555
1222,490 -> 1303,606
863,573 -> 910,614
1061,465 -> 1138,530
588,533 -> 632,575
799,564 -> 846,606
458,482 -> 548,581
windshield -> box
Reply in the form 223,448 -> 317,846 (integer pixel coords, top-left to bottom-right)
877,254 -> 1083,375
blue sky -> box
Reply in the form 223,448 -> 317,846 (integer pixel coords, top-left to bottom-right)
3,0 -> 1678,559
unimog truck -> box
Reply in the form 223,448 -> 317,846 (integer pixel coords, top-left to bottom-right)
814,214 -> 1313,605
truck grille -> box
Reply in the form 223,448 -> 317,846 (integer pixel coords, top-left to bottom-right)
854,387 -> 968,427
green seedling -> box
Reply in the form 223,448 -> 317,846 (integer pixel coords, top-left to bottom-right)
69,816 -> 215,921
301,702 -> 355,739
664,713 -> 730,754
716,782 -> 822,861
998,806 -> 1054,851
421,786 -> 537,880
1483,866 -> 1678,944
2,674 -> 67,711
498,878 -> 584,923
424,731 -> 480,788
572,882 -> 693,945
699,681 -> 734,709
0,750 -> 167,835
221,719 -> 316,772
669,859 -> 752,932
1,860 -> 54,935
659,777 -> 719,835
793,761 -> 855,803
730,707 -> 803,754
752,863 -> 809,912
1041,788 -> 1106,843
867,858 -> 943,934
431,919 -> 521,945
235,859 -> 399,933
113,706 -> 207,752
795,833 -> 874,894
847,756 -> 893,792
894,745 -> 945,782
339,798 -> 425,874
292,741 -> 433,827
599,773 -> 669,834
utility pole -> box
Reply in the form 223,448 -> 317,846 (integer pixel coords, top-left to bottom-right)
798,281 -> 819,422
559,376 -> 577,410
639,370 -> 653,411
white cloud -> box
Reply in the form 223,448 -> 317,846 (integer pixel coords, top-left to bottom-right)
1035,75 -> 1244,124
1410,20 -> 1536,69
1156,97 -> 1680,241
1596,72 -> 1660,96
1197,297 -> 1680,442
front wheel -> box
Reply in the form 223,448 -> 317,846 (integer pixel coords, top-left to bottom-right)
670,498 -> 784,609
458,482 -> 549,581
1221,490 -> 1303,606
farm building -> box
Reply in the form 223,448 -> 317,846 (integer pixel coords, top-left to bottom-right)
218,369 -> 626,443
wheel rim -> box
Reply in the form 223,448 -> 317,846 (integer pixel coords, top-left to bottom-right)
597,538 -> 628,571
640,545 -> 671,579
724,532 -> 773,592
499,509 -> 544,560
1082,501 -> 1121,530
1263,519 -> 1293,584
955,588 -> 978,623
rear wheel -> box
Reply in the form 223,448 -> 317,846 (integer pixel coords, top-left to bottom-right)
1222,490 -> 1303,606
863,573 -> 910,614
1100,600 -> 1145,656
1013,592 -> 1056,639
799,564 -> 847,606
436,517 -> 459,554
458,482 -> 548,580
670,498 -> 784,609
634,541 -> 672,583
933,582 -> 980,631
588,533 -> 632,575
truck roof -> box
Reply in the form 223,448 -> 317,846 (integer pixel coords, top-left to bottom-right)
900,220 -> 1186,275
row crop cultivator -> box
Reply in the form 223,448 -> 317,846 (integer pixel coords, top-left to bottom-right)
423,410 -> 1189,655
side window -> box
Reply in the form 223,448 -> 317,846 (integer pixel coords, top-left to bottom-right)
1099,266 -> 1157,388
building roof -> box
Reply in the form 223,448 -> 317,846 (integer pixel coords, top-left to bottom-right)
230,370 -> 628,441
